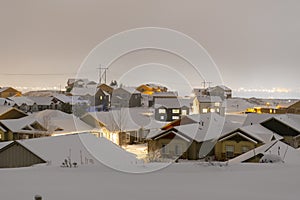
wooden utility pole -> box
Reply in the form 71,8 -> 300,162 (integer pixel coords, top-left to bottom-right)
97,65 -> 109,84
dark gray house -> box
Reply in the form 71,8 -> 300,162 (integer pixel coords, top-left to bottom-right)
111,87 -> 142,108
154,98 -> 192,122
94,88 -> 110,111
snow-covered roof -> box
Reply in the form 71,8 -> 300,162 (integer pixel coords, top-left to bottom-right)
18,133 -> 139,168
195,96 -> 222,103
83,108 -> 167,132
152,91 -> 178,97
70,87 -> 97,96
154,98 -> 192,109
0,106 -> 16,116
0,98 -> 13,106
219,123 -> 283,144
8,97 -> 35,106
27,96 -> 54,106
148,113 -> 226,142
0,110 -> 94,135
209,85 -> 231,91
0,141 -> 13,150
118,87 -> 140,94
271,115 -> 300,132
243,113 -> 274,126
229,140 -> 300,164
0,117 -> 48,134
31,110 -> 94,134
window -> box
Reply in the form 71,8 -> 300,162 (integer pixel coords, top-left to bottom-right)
216,108 -> 220,113
202,108 -> 208,113
215,102 -> 220,107
182,109 -> 187,115
175,144 -> 182,155
172,116 -> 180,120
172,109 -> 180,114
241,146 -> 250,153
100,96 -> 103,100
160,116 -> 165,120
210,108 -> 215,113
225,145 -> 234,158
158,108 -> 166,114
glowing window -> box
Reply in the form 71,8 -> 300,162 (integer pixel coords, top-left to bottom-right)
172,109 -> 180,114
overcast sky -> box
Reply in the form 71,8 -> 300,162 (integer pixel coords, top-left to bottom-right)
0,0 -> 299,98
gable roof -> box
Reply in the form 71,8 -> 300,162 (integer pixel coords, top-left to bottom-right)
70,87 -> 97,96
0,87 -> 20,94
219,124 -> 283,144
0,105 -> 27,119
154,98 -> 192,109
82,108 -> 167,132
148,113 -> 226,142
18,133 -> 139,168
195,96 -> 222,103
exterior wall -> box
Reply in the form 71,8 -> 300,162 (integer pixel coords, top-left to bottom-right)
94,89 -> 110,110
129,93 -> 142,107
215,140 -> 258,161
148,138 -> 190,159
155,106 -> 190,122
287,101 -> 300,114
148,137 -> 205,160
0,142 -> 45,168
111,89 -> 141,108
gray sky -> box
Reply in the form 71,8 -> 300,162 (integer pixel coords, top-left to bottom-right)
0,0 -> 299,98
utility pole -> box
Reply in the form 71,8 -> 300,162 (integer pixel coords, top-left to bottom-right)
97,65 -> 109,84
202,81 -> 212,89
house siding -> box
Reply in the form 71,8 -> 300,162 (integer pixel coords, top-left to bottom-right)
0,142 -> 45,168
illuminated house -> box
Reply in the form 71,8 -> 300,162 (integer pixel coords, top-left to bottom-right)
154,98 -> 192,122
192,96 -> 225,116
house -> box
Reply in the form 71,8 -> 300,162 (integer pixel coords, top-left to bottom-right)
0,87 -> 22,98
0,141 -> 46,168
0,110 -> 96,141
243,113 -> 300,148
154,98 -> 192,121
0,133 -> 139,169
260,115 -> 300,148
192,96 -> 224,116
0,117 -> 49,141
94,87 -> 110,111
208,85 -> 232,99
0,106 -> 27,120
214,124 -> 282,161
81,108 -> 166,146
148,91 -> 178,107
147,113 -> 227,160
111,87 -> 142,108
27,96 -> 58,111
7,97 -> 37,113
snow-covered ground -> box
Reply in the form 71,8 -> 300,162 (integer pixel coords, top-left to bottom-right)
1,162 -> 300,200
